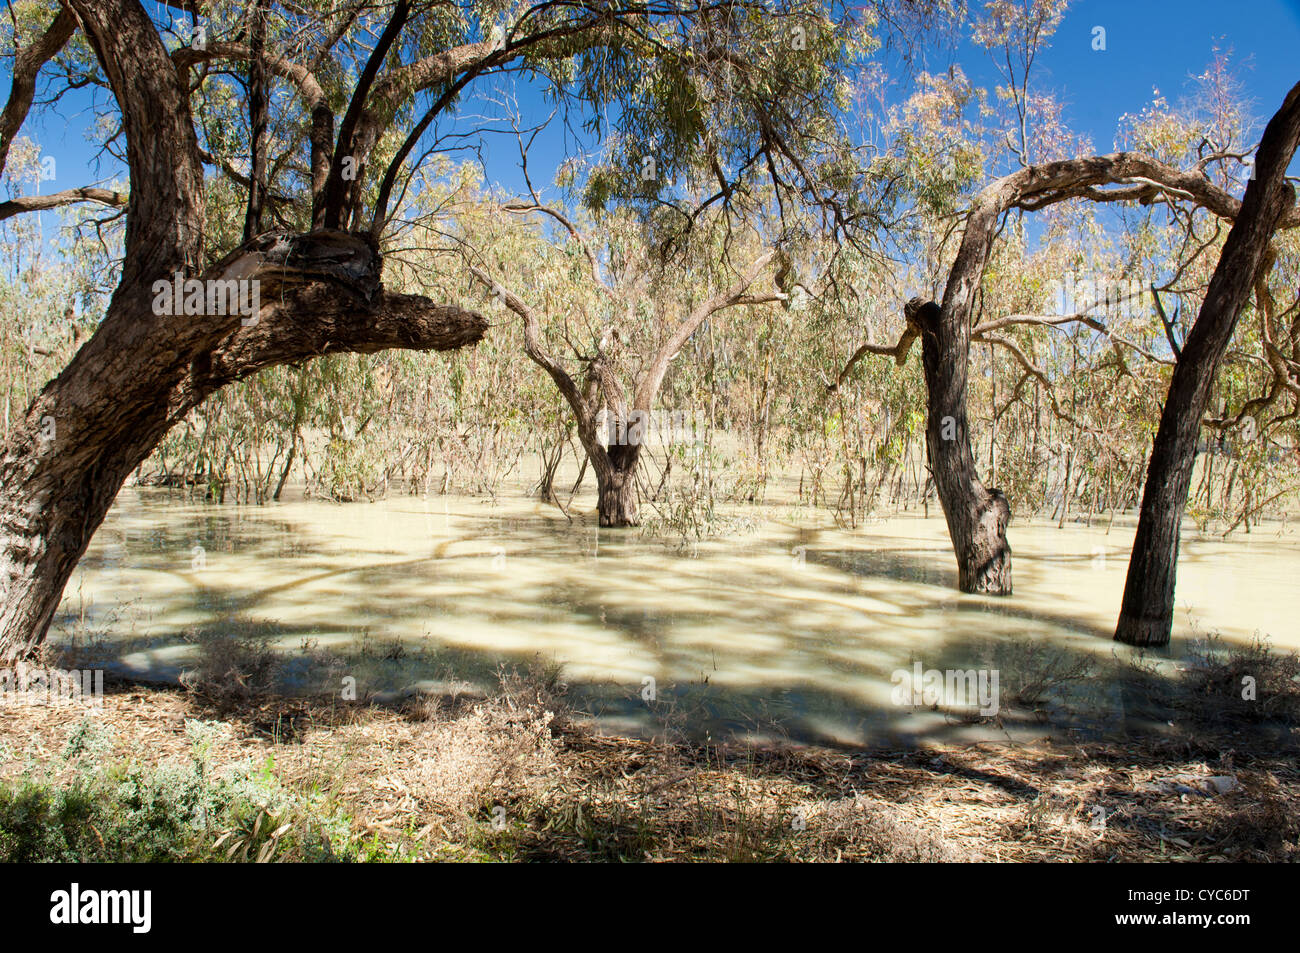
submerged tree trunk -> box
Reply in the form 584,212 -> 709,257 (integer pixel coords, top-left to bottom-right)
1115,82 -> 1300,647
0,419 -> 164,662
594,444 -> 641,528
911,300 -> 1012,594
837,149 -> 1300,599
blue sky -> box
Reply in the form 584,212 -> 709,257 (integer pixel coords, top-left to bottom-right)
4,0 -> 1300,211
454,0 -> 1300,198
977,0 -> 1300,154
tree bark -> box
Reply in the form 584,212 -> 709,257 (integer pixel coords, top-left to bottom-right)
1115,82 -> 1300,647
594,444 -> 641,528
911,299 -> 1013,594
0,230 -> 486,663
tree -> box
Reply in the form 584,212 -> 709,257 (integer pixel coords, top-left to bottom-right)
833,144 -> 1299,594
467,209 -> 779,526
0,0 -> 846,661
450,2 -> 864,526
1115,82 -> 1300,647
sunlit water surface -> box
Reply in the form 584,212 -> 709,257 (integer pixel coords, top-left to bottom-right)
54,486 -> 1300,747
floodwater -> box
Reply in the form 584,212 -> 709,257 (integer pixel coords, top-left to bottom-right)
53,485 -> 1300,747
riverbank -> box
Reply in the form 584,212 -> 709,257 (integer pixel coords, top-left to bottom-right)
3,652 -> 1296,862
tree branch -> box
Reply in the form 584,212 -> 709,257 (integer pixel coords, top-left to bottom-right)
171,42 -> 327,109
0,186 -> 124,222
633,249 -> 776,411
0,7 -> 77,177
322,0 -> 410,229
169,286 -> 487,420
830,321 -> 921,390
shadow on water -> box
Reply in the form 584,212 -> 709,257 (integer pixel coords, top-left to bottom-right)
52,490 -> 1296,751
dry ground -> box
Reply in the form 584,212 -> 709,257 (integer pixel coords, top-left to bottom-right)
2,672 -> 1296,862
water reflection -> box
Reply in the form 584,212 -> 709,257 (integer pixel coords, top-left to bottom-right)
55,487 -> 1299,747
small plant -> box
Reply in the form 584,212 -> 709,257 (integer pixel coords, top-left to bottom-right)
1000,642 -> 1096,708
494,656 -> 569,723
179,623 -> 283,709
0,724 -> 382,863
1180,634 -> 1300,726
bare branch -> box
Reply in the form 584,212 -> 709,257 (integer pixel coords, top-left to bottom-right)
0,186 -> 124,222
0,7 -> 77,177
633,250 -> 776,411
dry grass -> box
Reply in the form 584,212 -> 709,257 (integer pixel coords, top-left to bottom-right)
1180,635 -> 1300,726
2,665 -> 1296,861
178,628 -> 284,711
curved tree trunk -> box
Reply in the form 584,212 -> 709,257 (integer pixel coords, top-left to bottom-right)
0,0 -> 489,663
0,233 -> 486,663
0,0 -> 207,662
1115,82 -> 1300,647
902,172 -> 1018,595
911,300 -> 1012,594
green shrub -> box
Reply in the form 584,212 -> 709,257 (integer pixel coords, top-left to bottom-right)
0,719 -> 383,862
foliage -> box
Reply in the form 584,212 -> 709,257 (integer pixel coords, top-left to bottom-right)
1,3 -> 1295,532
0,719 -> 385,862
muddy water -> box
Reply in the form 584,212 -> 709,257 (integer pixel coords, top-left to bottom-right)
53,487 -> 1300,746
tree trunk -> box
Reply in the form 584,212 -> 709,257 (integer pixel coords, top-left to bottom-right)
272,435 -> 297,502
843,147 -> 1300,597
595,445 -> 640,528
912,299 -> 1012,595
0,232 -> 486,663
1115,82 -> 1300,647
0,424 -> 163,662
